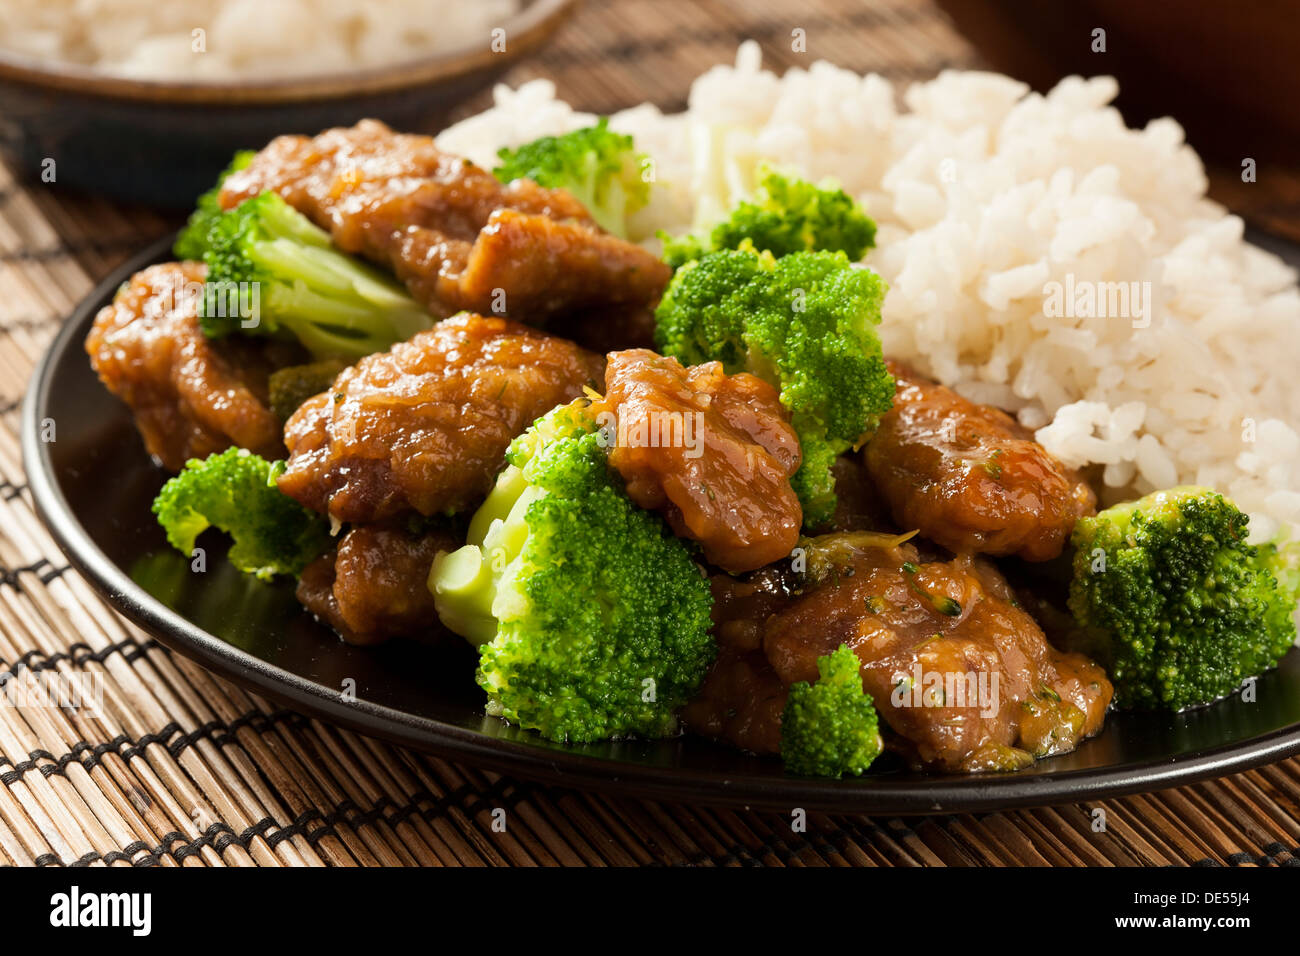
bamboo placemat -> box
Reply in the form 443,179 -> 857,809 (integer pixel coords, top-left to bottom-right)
2,0 -> 1299,868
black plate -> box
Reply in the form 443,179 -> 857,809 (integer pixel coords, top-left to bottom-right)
22,235 -> 1300,814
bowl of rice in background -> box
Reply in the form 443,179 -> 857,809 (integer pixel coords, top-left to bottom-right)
0,0 -> 578,206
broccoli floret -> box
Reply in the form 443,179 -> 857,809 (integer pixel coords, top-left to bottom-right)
661,168 -> 876,269
173,151 -> 255,261
152,447 -> 331,581
1068,486 -> 1300,711
654,245 -> 892,528
195,191 -> 431,359
429,399 -> 715,742
781,644 -> 882,777
493,118 -> 650,238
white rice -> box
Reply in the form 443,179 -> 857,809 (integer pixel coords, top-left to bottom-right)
0,0 -> 518,79
441,41 -> 1300,544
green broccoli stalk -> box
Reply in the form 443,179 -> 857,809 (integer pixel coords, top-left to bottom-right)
173,151 -> 255,261
1068,486 -> 1300,711
152,447 -> 332,581
654,245 -> 893,528
193,191 -> 432,359
492,118 -> 651,238
661,167 -> 876,269
781,644 -> 882,777
429,399 -> 715,742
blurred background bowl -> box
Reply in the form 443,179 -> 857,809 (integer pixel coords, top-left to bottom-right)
0,0 -> 578,208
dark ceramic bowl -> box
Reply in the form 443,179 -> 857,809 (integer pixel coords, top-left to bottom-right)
0,0 -> 578,207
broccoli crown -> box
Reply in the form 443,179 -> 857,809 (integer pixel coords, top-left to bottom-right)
429,400 -> 715,742
661,168 -> 876,269
152,447 -> 332,581
654,246 -> 893,528
173,151 -> 255,261
493,118 -> 650,238
195,191 -> 431,359
781,644 -> 882,777
1068,485 -> 1300,711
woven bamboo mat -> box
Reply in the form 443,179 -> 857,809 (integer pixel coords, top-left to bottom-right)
1,0 -> 1299,868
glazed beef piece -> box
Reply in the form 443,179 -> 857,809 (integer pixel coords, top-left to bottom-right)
827,454 -> 895,533
767,538 -> 1111,771
680,567 -> 798,754
85,261 -> 291,471
863,364 -> 1097,561
219,120 -> 671,323
694,535 -> 1112,772
296,520 -> 460,645
601,349 -> 803,573
278,313 -> 604,522
864,361 -> 1096,561
680,647 -> 788,756
707,563 -> 800,653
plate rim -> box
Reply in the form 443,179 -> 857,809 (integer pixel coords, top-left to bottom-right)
21,234 -> 1300,815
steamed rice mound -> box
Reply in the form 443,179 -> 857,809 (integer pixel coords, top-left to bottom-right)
440,42 -> 1300,543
